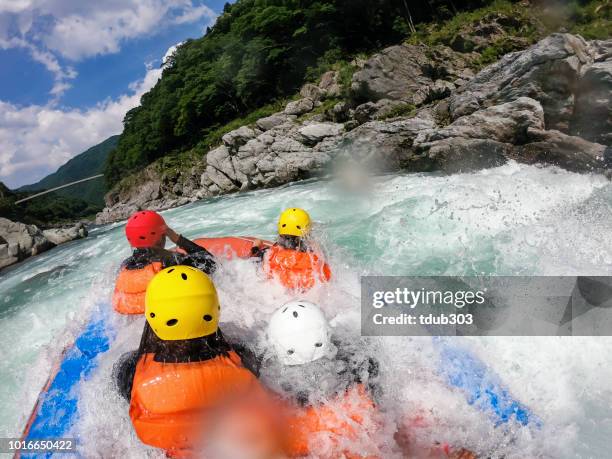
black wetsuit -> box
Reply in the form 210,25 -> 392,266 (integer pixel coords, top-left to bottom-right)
250,235 -> 311,260
257,337 -> 381,407
120,235 -> 217,274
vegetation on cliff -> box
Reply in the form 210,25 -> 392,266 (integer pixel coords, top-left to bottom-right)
104,0 -> 496,187
104,0 -> 610,196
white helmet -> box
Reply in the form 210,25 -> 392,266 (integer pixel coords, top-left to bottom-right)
267,301 -> 334,366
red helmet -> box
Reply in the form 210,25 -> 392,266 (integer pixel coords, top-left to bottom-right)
125,210 -> 167,248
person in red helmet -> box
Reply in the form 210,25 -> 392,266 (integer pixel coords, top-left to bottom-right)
112,210 -> 217,314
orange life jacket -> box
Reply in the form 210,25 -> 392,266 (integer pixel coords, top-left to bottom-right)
129,350 -> 263,456
264,246 -> 331,291
112,262 -> 162,314
282,385 -> 378,458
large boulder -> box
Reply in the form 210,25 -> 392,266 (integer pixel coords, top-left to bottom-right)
0,218 -> 55,269
449,34 -> 594,132
351,44 -> 475,104
284,98 -> 314,116
96,203 -> 140,224
413,98 -> 550,173
416,97 -> 545,146
571,53 -> 612,145
0,242 -> 15,270
424,138 -> 511,173
256,114 -> 292,131
300,83 -> 324,102
204,145 -> 242,193
222,126 -> 257,151
518,128 -> 609,172
199,116 -> 343,195
298,123 -> 344,145
104,165 -> 163,209
332,115 -> 437,172
43,223 -> 88,245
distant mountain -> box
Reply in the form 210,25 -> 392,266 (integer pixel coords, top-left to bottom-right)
18,135 -> 119,206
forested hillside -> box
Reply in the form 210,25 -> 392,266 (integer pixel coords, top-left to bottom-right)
19,135 -> 119,206
0,182 -> 99,227
104,0 -> 494,186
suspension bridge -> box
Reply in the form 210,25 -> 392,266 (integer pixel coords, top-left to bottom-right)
14,174 -> 104,204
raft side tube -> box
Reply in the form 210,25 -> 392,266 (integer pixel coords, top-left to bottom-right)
17,315 -> 113,459
177,236 -> 273,260
434,338 -> 542,428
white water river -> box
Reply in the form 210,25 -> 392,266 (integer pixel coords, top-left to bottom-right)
1,162 -> 611,457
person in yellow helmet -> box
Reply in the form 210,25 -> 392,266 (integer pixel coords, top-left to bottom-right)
113,266 -> 264,457
251,208 -> 331,291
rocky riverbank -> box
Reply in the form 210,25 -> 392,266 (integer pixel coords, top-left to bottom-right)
0,218 -> 87,270
96,32 -> 612,225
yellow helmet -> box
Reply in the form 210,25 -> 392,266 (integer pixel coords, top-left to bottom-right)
278,208 -> 311,237
145,266 -> 220,341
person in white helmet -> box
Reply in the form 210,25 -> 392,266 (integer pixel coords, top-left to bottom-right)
259,300 -> 380,407
256,300 -> 380,457
259,301 -> 477,459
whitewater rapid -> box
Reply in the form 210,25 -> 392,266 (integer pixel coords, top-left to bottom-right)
0,162 -> 611,458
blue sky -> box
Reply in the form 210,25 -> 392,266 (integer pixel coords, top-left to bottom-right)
0,0 -> 229,189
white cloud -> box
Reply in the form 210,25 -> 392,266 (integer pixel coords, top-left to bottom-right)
0,0 -> 33,15
1,0 -> 215,60
0,1 -> 216,98
0,44 -> 180,188
0,36 -> 77,100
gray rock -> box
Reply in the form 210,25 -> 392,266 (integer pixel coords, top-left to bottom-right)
319,70 -> 342,98
331,102 -> 350,122
332,115 -> 437,172
256,114 -> 290,131
284,98 -> 314,115
300,83 -> 323,102
519,128 -> 608,172
351,44 -> 474,104
96,204 -> 139,224
0,243 -> 16,270
449,34 -> 594,132
353,102 -> 379,124
416,97 -> 545,147
298,123 -> 344,145
204,147 -> 240,193
592,39 -> 612,57
222,126 -> 256,150
206,145 -> 236,180
0,217 -> 55,269
425,138 -> 511,173
571,53 -> 612,145
43,223 -> 88,245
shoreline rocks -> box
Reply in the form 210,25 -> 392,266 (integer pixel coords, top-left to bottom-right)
97,32 -> 611,224
0,218 -> 87,271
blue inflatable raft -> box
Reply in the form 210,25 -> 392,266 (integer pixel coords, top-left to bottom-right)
16,314 -> 114,459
